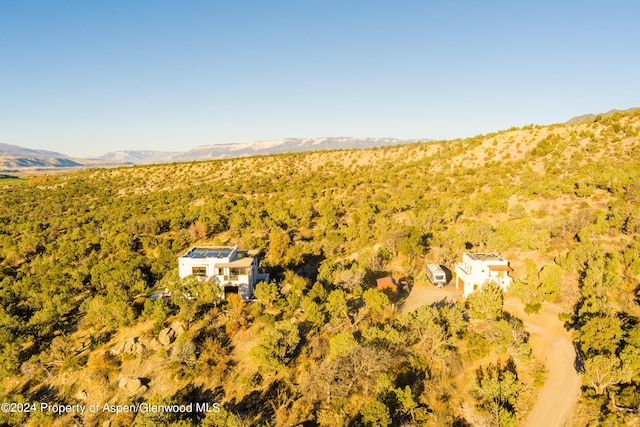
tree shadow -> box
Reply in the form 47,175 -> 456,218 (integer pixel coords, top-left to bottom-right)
453,417 -> 474,426
29,384 -> 63,405
293,253 -> 326,283
172,384 -> 225,422
226,379 -> 290,424
395,364 -> 427,392
429,298 -> 461,311
226,390 -> 263,421
573,343 -> 585,373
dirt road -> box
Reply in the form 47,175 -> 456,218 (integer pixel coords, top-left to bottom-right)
401,285 -> 581,427
504,298 -> 581,427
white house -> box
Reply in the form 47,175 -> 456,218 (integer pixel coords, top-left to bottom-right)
454,252 -> 513,298
178,246 -> 269,301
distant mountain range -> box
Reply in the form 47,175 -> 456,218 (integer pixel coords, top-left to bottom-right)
96,137 -> 418,164
0,143 -> 84,171
0,137 -> 420,172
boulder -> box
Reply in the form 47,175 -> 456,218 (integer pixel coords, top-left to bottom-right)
158,327 -> 176,346
170,322 -> 185,335
122,337 -> 137,354
140,336 -> 161,351
110,342 -> 125,356
111,337 -> 145,355
148,337 -> 161,351
118,376 -> 143,395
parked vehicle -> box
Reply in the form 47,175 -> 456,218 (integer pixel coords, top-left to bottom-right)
426,264 -> 447,287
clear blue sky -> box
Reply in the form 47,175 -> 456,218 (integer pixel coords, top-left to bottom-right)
1,1 -> 639,157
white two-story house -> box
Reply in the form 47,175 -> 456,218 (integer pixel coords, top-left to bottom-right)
454,252 -> 513,298
178,246 -> 269,301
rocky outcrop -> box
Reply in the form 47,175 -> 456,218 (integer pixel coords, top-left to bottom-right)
158,322 -> 185,347
111,337 -> 145,356
118,376 -> 147,396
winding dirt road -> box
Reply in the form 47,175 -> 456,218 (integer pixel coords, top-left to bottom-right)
401,285 -> 581,427
504,298 -> 581,427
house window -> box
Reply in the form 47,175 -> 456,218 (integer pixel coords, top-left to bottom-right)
192,266 -> 207,277
230,267 -> 248,276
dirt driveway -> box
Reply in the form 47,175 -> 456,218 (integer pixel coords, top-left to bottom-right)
399,281 -> 462,312
504,298 -> 581,427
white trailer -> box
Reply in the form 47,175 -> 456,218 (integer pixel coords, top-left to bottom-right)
426,264 -> 447,287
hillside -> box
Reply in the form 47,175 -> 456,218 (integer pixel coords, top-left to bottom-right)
1,110 -> 639,426
564,107 -> 639,125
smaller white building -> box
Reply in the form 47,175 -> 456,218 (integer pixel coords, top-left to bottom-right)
178,246 -> 268,301
454,253 -> 513,298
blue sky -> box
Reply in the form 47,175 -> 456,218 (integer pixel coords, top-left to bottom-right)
1,1 -> 639,157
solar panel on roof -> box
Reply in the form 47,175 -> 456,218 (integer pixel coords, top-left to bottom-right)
184,246 -> 235,258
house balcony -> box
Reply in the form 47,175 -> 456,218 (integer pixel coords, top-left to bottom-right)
210,274 -> 251,286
